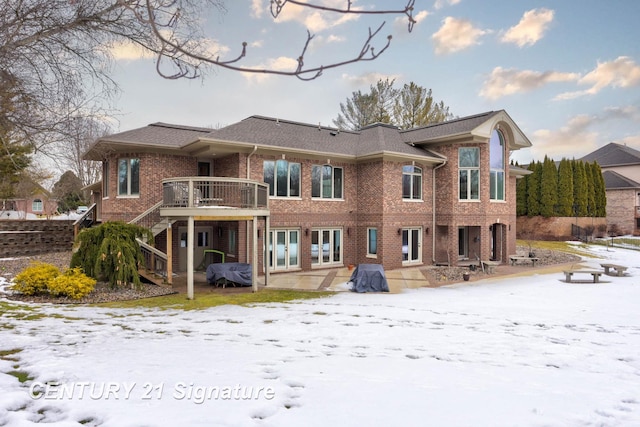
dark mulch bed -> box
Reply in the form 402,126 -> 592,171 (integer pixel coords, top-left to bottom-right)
0,250 -> 176,304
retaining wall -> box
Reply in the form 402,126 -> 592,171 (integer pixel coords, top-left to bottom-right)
0,221 -> 74,257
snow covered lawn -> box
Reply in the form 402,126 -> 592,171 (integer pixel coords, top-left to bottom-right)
1,244 -> 639,426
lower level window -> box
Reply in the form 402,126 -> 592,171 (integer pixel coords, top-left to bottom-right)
311,228 -> 342,266
32,199 -> 43,212
367,228 -> 377,256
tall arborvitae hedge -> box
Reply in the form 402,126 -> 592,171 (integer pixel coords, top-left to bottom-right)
556,158 -> 574,216
526,161 -> 541,217
540,156 -> 558,217
572,159 -> 588,216
515,161 -> 528,216
517,157 -> 606,218
591,162 -> 607,217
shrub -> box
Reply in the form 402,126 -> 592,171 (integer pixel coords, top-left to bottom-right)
71,222 -> 153,289
11,262 -> 61,296
48,268 -> 96,299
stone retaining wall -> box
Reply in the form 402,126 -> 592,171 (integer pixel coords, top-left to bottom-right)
517,216 -> 607,241
0,221 -> 74,258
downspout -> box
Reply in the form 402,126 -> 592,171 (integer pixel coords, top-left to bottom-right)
431,153 -> 447,264
246,145 -> 258,273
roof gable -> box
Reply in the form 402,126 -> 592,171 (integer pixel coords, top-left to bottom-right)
580,142 -> 640,167
602,170 -> 640,189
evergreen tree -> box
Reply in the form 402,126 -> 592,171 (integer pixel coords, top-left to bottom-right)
526,161 -> 541,217
556,158 -> 574,216
515,161 -> 528,216
540,156 -> 558,217
392,82 -> 453,129
572,160 -> 588,217
591,162 -> 607,217
584,162 -> 596,217
71,222 -> 153,289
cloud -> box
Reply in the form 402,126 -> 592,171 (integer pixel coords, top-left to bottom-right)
531,115 -> 601,160
394,10 -> 429,33
530,106 -> 640,160
555,56 -> 640,100
110,41 -> 156,61
272,0 -> 360,32
479,67 -> 579,100
241,56 -> 300,83
432,17 -> 490,55
434,0 -> 461,10
251,0 -> 265,19
341,72 -> 402,88
501,8 -> 554,47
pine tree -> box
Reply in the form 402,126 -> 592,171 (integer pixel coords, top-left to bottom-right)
540,156 -> 558,217
556,158 -> 574,216
572,160 -> 588,217
526,161 -> 541,217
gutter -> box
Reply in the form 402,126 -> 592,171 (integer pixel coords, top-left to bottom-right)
430,151 -> 447,264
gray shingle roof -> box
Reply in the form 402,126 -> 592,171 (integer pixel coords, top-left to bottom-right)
99,122 -> 213,147
209,116 -> 444,159
602,170 -> 640,189
580,142 -> 640,166
401,111 -> 500,143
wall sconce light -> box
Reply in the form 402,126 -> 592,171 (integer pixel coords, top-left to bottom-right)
489,225 -> 493,231
397,228 -> 402,235
347,227 -> 351,236
425,227 -> 429,235
508,224 -> 511,231
305,228 -> 309,236
257,229 -> 261,239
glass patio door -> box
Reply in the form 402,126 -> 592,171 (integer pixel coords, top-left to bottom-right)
269,229 -> 299,271
402,228 -> 422,265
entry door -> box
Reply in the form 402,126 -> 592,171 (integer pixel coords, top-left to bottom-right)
402,228 -> 422,264
269,229 -> 300,271
178,226 -> 213,271
458,227 -> 468,259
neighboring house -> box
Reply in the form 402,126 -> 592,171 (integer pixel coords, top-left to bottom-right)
83,110 -> 532,295
581,142 -> 640,235
1,180 -> 58,219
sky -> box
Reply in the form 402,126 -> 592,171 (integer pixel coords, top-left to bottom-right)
1,242 -> 639,426
107,0 -> 640,164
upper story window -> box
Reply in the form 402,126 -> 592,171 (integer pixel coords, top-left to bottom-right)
263,160 -> 301,198
312,165 -> 343,199
32,199 -> 43,212
490,129 -> 505,201
118,158 -> 140,196
459,147 -> 479,200
402,165 -> 422,200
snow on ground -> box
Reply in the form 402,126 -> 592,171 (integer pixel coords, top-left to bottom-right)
0,245 -> 639,426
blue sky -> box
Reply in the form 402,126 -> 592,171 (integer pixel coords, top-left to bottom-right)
109,0 -> 640,164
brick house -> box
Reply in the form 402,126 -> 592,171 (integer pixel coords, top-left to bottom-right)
581,142 -> 640,235
83,110 -> 532,296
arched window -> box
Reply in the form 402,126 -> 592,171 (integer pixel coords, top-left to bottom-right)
490,129 -> 505,201
32,198 -> 43,212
